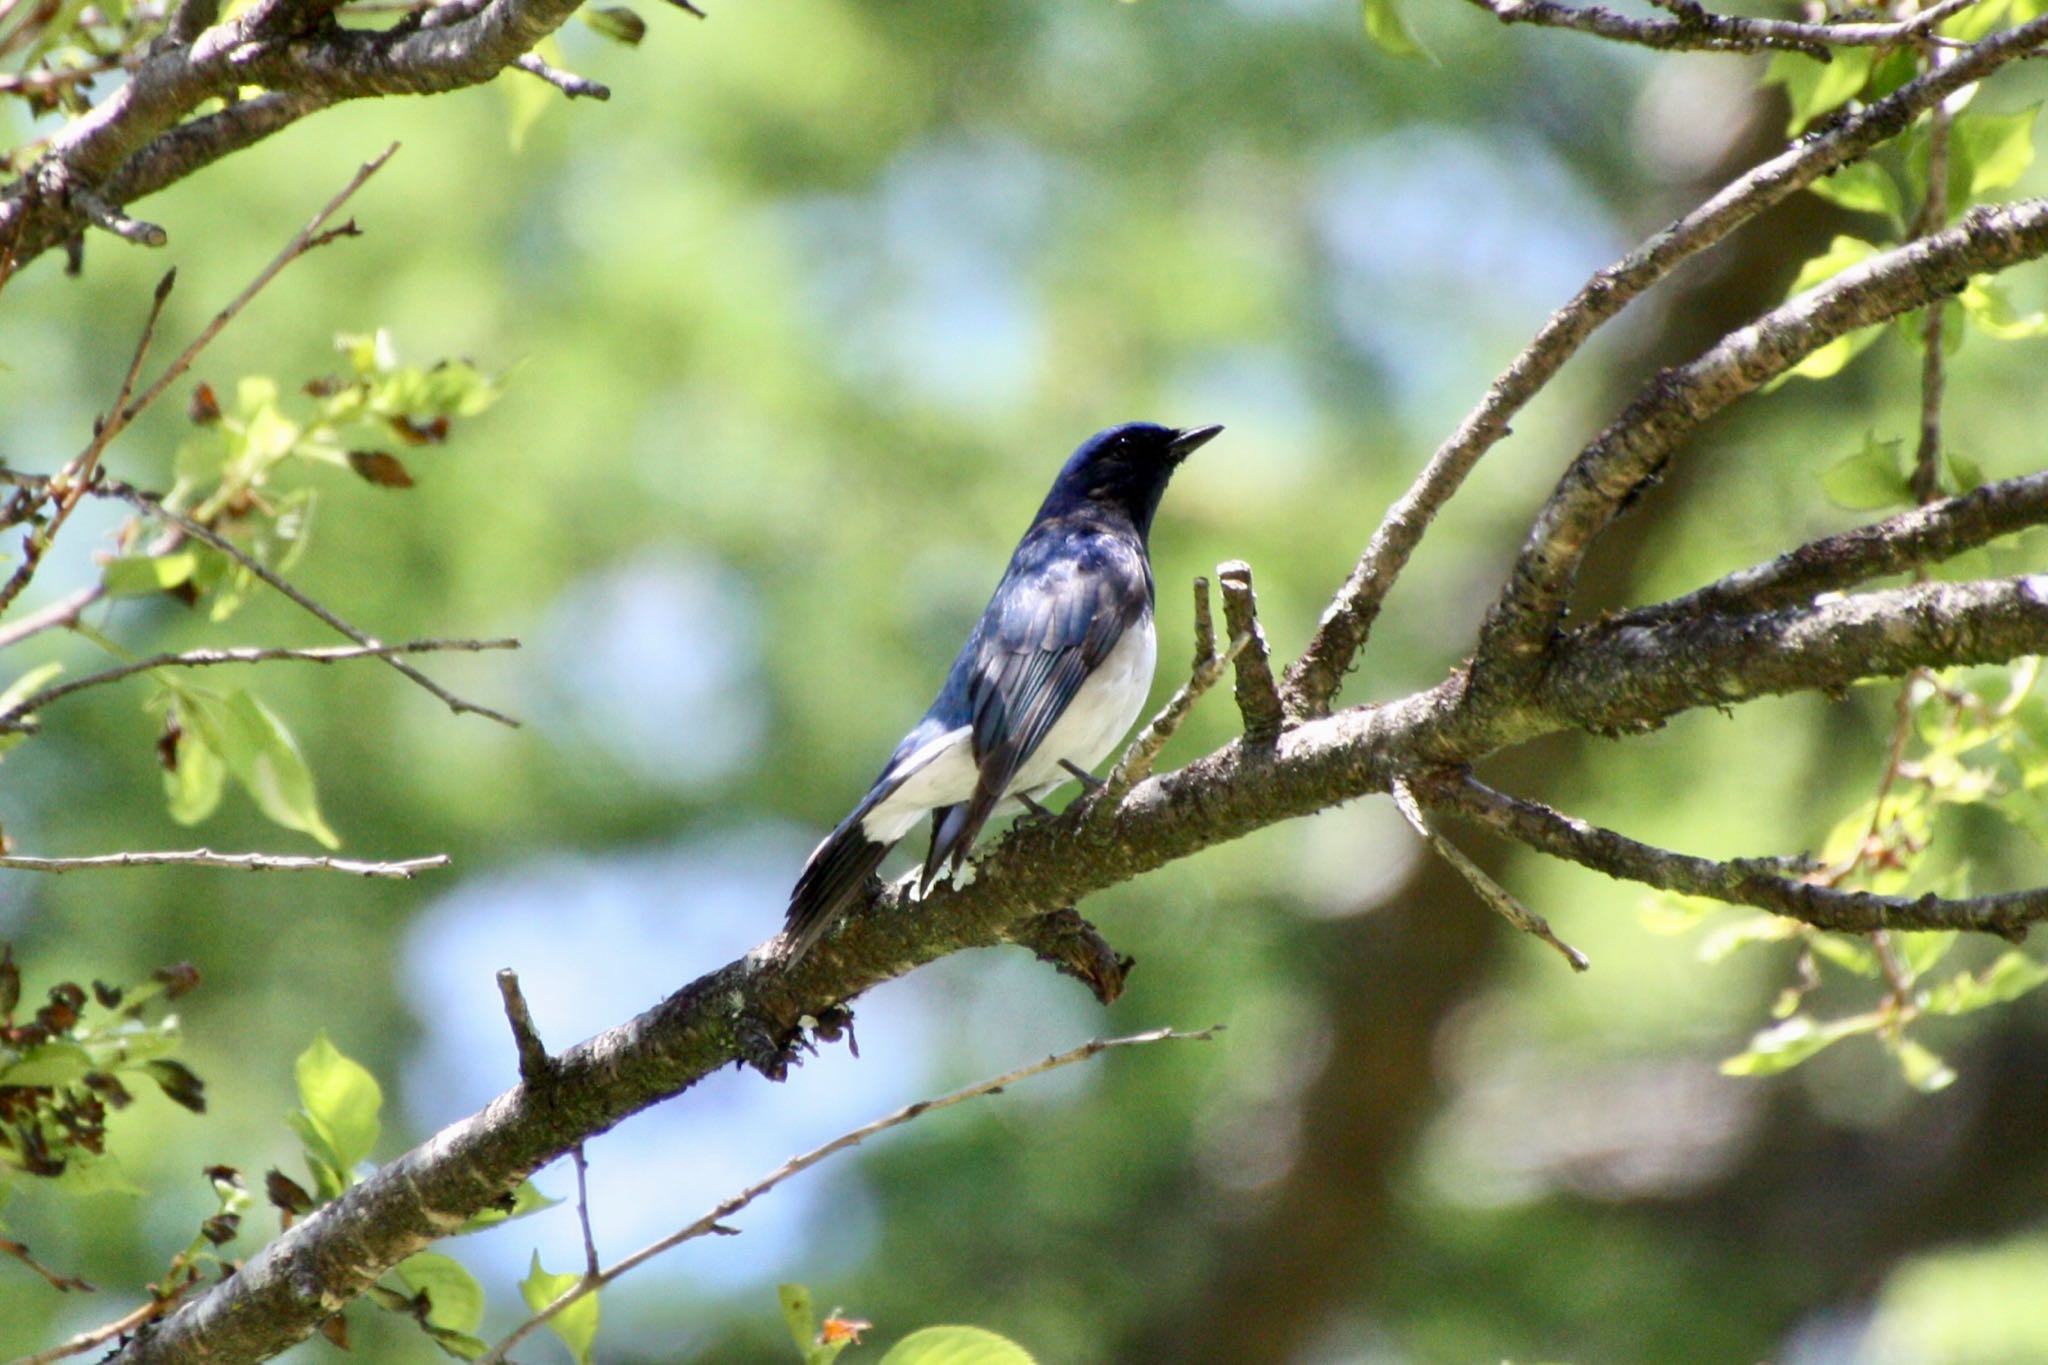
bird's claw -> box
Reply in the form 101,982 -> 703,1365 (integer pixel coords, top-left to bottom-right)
1058,758 -> 1105,790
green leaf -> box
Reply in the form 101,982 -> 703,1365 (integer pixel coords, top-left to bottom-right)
395,1251 -> 488,1350
1809,934 -> 1880,978
1922,950 -> 2048,1014
1699,912 -> 1798,964
103,551 -> 198,597
1361,0 -> 1429,60
1820,434 -> 1911,511
1788,235 -> 1882,297
1952,104 -> 2039,199
1947,451 -> 1986,494
500,38 -> 564,149
581,5 -> 645,44
1721,1012 -> 1883,1076
293,1031 -> 381,1178
216,689 -> 339,847
1941,0 -> 2012,40
1896,930 -> 1958,983
0,1041 -> 94,1087
780,1284 -> 820,1357
0,662 -> 60,716
1959,277 -> 2048,340
1809,161 -> 1903,228
520,1252 -> 599,1365
878,1326 -> 1039,1365
163,720 -> 227,825
1888,1035 -> 1958,1092
1766,47 -> 1877,135
454,1177 -> 559,1231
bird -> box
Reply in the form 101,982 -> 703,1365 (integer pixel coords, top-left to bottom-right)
779,421 -> 1223,963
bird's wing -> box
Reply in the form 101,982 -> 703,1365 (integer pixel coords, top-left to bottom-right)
921,528 -> 1150,885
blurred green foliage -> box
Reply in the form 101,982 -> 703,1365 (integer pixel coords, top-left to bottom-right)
5,0 -> 2048,1360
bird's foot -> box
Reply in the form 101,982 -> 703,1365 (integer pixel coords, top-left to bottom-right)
1014,792 -> 1059,826
1058,758 -> 1105,790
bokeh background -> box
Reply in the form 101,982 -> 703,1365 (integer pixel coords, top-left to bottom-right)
6,0 -> 2048,1360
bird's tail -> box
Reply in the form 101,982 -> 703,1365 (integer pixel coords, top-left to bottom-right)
781,816 -> 895,963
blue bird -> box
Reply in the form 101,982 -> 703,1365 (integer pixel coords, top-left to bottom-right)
780,421 -> 1223,962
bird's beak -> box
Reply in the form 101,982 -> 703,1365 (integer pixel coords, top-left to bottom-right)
1168,424 -> 1224,460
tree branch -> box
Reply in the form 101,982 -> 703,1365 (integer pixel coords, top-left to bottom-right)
0,849 -> 449,876
1418,771 -> 2043,938
1474,198 -> 2048,691
0,0 -> 612,273
1280,11 -> 2048,719
1460,0 -> 1985,57
0,637 -> 519,732
106,562 -> 2048,1364
1613,469 -> 2048,627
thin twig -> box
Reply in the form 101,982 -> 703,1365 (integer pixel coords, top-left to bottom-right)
1463,0 -> 1977,55
70,185 -> 166,247
1390,776 -> 1589,970
0,849 -> 449,876
94,481 -> 522,727
5,1298 -> 167,1365
512,51 -> 610,99
495,969 -> 553,1087
1609,469 -> 2048,627
1422,771 -> 2047,939
1190,575 -> 1214,671
118,145 -> 394,427
0,637 -> 520,732
1217,561 -> 1283,743
472,1026 -> 1221,1365
570,1146 -> 598,1278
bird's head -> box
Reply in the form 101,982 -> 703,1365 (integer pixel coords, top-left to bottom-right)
1046,421 -> 1222,536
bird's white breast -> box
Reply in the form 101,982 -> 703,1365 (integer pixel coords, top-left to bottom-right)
857,612 -> 1157,843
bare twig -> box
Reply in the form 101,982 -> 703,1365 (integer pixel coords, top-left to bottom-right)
495,969 -> 553,1086
512,51 -> 610,99
0,849 -> 448,876
1281,11 -> 2048,719
70,184 -> 166,247
1462,0 -> 1981,55
569,1146 -> 598,1277
1421,771 -> 2046,938
472,1026 -> 1221,1365
6,1299 -> 167,1365
1611,469 -> 2048,627
1217,561 -> 1283,743
1390,776 -> 1588,970
118,145 -> 393,427
0,637 -> 520,732
95,482 -> 521,727
1190,575 -> 1215,670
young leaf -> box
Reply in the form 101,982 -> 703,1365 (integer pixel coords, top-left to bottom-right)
1922,950 -> 2048,1014
1959,277 -> 2048,341
0,662 -> 61,716
1362,0 -> 1428,60
1809,161 -> 1903,228
520,1252 -> 600,1365
878,1325 -> 1040,1365
1888,1035 -> 1958,1093
163,723 -> 227,825
1896,930 -> 1958,984
582,5 -> 646,44
218,689 -> 340,848
780,1284 -> 820,1357
293,1031 -> 382,1177
1720,1013 -> 1883,1076
1951,104 -> 2039,200
1765,48 -> 1877,135
396,1251 -> 488,1358
454,1177 -> 559,1231
1820,434 -> 1910,511
102,551 -> 198,597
